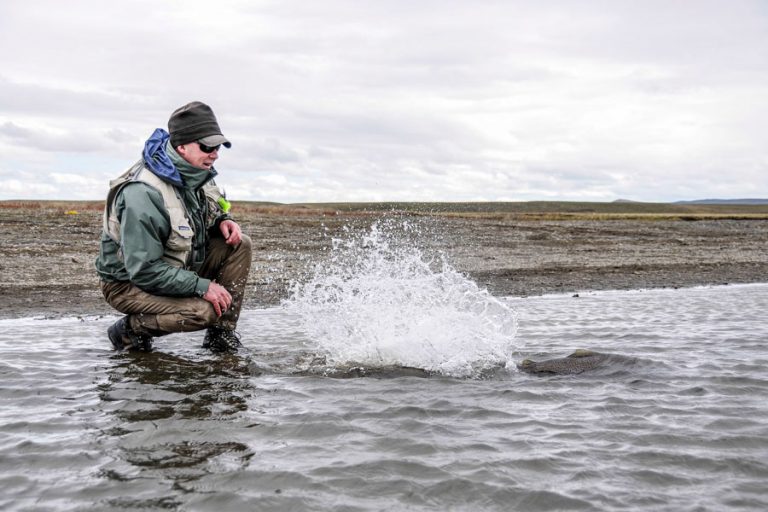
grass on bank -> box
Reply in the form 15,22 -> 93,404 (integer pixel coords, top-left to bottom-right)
3,200 -> 768,221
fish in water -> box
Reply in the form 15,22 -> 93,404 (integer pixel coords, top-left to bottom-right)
516,349 -> 637,375
285,353 -> 434,379
297,363 -> 433,379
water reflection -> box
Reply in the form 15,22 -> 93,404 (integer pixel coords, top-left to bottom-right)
97,350 -> 257,505
102,351 -> 254,421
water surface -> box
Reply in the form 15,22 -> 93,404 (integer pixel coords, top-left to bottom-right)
1,284 -> 767,511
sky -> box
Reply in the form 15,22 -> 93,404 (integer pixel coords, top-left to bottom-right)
0,0 -> 766,203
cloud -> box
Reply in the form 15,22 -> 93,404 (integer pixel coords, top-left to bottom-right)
0,178 -> 58,197
0,0 -> 766,202
0,121 -> 96,152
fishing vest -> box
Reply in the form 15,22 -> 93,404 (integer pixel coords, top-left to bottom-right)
103,161 -> 196,268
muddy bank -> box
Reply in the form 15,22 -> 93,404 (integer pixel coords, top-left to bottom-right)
1,203 -> 767,319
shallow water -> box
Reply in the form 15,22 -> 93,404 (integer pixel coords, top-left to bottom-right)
1,283 -> 767,511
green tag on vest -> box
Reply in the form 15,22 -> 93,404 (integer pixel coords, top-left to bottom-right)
217,197 -> 232,213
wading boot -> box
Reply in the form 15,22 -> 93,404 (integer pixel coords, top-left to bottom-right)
107,316 -> 153,352
203,327 -> 242,353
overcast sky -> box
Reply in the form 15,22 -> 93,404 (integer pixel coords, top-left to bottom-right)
1,0 -> 766,203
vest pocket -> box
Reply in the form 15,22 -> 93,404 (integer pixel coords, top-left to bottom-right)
166,219 -> 194,253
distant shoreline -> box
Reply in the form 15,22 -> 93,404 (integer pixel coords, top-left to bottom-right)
3,198 -> 768,217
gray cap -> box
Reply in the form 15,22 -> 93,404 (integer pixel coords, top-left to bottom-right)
168,101 -> 232,148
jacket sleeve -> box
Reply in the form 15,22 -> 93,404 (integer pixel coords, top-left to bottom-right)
116,183 -> 211,297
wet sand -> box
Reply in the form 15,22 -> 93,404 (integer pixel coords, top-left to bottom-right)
1,202 -> 767,319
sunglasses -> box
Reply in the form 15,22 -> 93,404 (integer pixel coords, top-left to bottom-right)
197,142 -> 221,154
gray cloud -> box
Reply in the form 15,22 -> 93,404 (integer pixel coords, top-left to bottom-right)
0,0 -> 766,202
0,121 -> 97,152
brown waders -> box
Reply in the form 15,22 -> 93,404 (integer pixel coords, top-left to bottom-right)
101,234 -> 252,338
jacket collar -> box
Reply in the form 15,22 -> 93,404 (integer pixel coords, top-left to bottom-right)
142,128 -> 218,189
143,128 -> 184,187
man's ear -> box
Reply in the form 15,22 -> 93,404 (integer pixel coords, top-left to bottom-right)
176,145 -> 187,156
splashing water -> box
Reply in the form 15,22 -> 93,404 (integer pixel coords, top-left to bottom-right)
285,219 -> 518,377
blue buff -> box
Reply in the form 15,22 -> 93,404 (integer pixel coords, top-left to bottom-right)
142,128 -> 183,187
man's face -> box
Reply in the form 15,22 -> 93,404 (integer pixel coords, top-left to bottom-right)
177,142 -> 219,170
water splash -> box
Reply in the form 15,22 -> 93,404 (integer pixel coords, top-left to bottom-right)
285,219 -> 518,377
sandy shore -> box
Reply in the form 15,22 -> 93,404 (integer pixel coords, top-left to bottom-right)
1,202 -> 767,319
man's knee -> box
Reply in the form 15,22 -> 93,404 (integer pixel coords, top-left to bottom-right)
184,296 -> 220,328
198,303 -> 220,327
229,233 -> 252,270
238,233 -> 252,254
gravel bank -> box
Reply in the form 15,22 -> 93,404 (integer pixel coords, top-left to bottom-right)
1,203 -> 766,319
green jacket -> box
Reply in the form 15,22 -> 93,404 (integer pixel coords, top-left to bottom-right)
95,141 -> 231,297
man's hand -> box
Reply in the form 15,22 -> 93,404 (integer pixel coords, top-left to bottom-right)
219,219 -> 243,246
203,281 -> 232,317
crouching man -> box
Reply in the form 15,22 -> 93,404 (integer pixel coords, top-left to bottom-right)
95,101 -> 251,353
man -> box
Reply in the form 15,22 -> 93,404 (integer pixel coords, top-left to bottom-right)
95,101 -> 252,353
